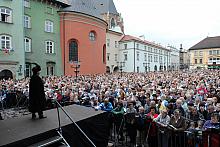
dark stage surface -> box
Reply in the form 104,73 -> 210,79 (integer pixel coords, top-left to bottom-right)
0,105 -> 109,147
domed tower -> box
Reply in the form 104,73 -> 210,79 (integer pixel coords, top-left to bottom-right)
95,0 -> 124,33
59,0 -> 108,75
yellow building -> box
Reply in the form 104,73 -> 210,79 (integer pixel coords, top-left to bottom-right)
189,36 -> 220,69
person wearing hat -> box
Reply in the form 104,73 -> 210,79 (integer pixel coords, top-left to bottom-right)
29,64 -> 47,119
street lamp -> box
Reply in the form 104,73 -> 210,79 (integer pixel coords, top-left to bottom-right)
117,61 -> 125,77
70,60 -> 80,82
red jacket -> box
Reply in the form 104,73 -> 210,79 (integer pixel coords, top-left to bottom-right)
146,112 -> 158,136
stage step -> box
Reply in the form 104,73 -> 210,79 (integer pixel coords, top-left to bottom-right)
28,135 -> 68,147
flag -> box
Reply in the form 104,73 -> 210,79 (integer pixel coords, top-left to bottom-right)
3,48 -> 10,55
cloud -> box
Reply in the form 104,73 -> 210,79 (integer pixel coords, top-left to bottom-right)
114,0 -> 220,49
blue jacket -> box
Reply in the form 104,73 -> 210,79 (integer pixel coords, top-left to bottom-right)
99,102 -> 113,112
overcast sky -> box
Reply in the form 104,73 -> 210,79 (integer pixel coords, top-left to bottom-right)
113,0 -> 220,49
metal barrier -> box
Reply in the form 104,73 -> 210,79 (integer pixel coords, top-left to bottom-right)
156,123 -> 220,147
109,113 -> 220,147
54,99 -> 96,147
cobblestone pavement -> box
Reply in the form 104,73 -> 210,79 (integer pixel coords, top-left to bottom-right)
108,129 -> 149,147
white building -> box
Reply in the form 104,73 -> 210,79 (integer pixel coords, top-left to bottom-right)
167,45 -> 180,70
118,35 -> 171,73
106,27 -> 124,73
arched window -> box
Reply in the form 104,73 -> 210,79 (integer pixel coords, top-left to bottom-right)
46,62 -> 55,76
154,65 -> 157,71
110,18 -> 115,28
69,40 -> 78,62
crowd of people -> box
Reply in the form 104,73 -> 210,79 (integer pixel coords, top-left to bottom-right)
0,70 -> 220,146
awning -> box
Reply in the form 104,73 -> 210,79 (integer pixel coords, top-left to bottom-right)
208,65 -> 220,69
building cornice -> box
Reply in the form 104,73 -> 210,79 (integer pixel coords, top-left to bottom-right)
59,11 -> 108,27
107,29 -> 123,36
0,61 -> 19,65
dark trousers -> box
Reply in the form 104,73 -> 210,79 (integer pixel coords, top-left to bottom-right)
148,136 -> 157,147
0,113 -> 3,120
126,123 -> 137,144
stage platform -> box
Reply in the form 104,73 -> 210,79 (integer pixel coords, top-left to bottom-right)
0,105 -> 110,147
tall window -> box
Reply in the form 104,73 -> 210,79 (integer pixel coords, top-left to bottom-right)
200,59 -> 203,64
154,55 -> 158,62
195,59 -> 197,64
124,44 -> 127,49
124,54 -> 127,61
144,54 -> 147,61
107,53 -> 110,61
24,15 -> 31,28
0,7 -> 12,23
45,20 -> 53,32
69,40 -> 78,61
137,52 -> 139,61
25,64 -> 31,77
110,18 -> 115,28
0,35 -> 12,50
24,0 -> 30,8
89,31 -> 96,41
24,37 -> 31,52
137,66 -> 139,73
107,39 -> 110,47
115,41 -> 117,48
45,40 -> 54,53
114,54 -> 118,61
199,51 -> 203,56
212,50 -> 217,55
194,51 -> 198,56
159,50 -> 161,54
159,56 -> 162,63
47,64 -> 54,75
209,50 -> 212,55
136,44 -> 139,49
148,54 -> 153,62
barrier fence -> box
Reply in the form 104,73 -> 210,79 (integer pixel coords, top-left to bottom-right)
110,115 -> 220,147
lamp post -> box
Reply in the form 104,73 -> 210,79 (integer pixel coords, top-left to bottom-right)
70,60 -> 80,82
117,61 -> 125,77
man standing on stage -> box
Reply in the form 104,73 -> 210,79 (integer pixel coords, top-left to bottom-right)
29,64 -> 46,119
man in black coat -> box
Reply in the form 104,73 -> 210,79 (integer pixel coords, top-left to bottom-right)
29,65 -> 46,119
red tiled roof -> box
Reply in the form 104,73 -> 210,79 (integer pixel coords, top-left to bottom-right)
120,35 -> 168,50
